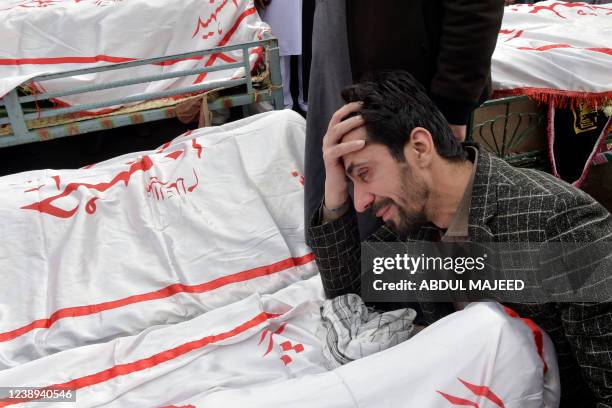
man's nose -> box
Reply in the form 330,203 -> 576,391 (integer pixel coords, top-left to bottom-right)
353,184 -> 374,213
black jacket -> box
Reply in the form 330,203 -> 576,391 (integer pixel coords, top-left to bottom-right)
347,0 -> 504,125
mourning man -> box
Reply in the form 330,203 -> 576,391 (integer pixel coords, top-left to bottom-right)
307,70 -> 612,407
303,0 -> 505,238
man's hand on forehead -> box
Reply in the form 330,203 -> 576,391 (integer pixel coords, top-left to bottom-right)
342,110 -> 361,122
323,104 -> 366,162
324,103 -> 365,145
321,103 -> 367,211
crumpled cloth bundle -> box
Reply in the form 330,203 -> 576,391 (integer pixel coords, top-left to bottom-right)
318,293 -> 417,369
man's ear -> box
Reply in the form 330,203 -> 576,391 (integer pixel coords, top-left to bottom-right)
404,127 -> 434,167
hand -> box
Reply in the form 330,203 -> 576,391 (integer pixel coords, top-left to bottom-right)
448,124 -> 467,142
322,102 -> 367,209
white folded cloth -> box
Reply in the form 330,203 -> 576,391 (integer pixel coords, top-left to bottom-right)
318,293 -> 417,369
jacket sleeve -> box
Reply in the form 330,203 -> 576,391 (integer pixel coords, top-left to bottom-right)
545,192 -> 612,407
306,203 -> 362,299
430,0 -> 505,125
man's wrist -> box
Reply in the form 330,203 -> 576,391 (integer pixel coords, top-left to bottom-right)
322,198 -> 350,222
323,183 -> 348,209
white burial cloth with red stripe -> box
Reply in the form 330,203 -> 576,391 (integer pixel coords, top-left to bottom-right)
0,294 -> 560,407
493,1 -> 612,105
0,110 -> 316,368
0,0 -> 270,109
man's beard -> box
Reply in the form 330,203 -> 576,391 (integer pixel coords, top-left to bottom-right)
372,166 -> 429,238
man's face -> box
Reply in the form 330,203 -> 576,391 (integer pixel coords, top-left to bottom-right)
341,126 -> 430,236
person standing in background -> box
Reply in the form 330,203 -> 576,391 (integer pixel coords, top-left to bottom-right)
303,0 -> 504,238
257,0 -> 308,112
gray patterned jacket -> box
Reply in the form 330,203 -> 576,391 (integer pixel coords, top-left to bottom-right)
307,148 -> 612,408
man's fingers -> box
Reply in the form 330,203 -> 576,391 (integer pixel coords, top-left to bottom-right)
323,115 -> 365,148
324,140 -> 366,163
328,102 -> 363,129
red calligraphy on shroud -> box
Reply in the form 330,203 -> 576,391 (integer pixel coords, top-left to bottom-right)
193,7 -> 258,84
258,322 -> 287,356
156,141 -> 172,154
165,150 -> 184,160
498,29 -> 524,42
525,2 -> 612,18
192,139 -> 203,159
437,378 -> 506,408
85,197 -> 99,214
192,0 -> 230,40
21,156 -> 154,218
187,170 -> 199,192
24,185 -> 45,193
17,0 -> 60,8
21,137 -> 203,218
258,323 -> 304,366
1,0 -> 122,11
516,43 -> 612,57
279,340 -> 304,365
280,340 -> 304,353
145,169 -> 199,200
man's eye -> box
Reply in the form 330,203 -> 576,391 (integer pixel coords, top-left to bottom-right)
358,170 -> 369,181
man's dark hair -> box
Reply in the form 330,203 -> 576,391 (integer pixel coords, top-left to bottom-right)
341,70 -> 466,162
